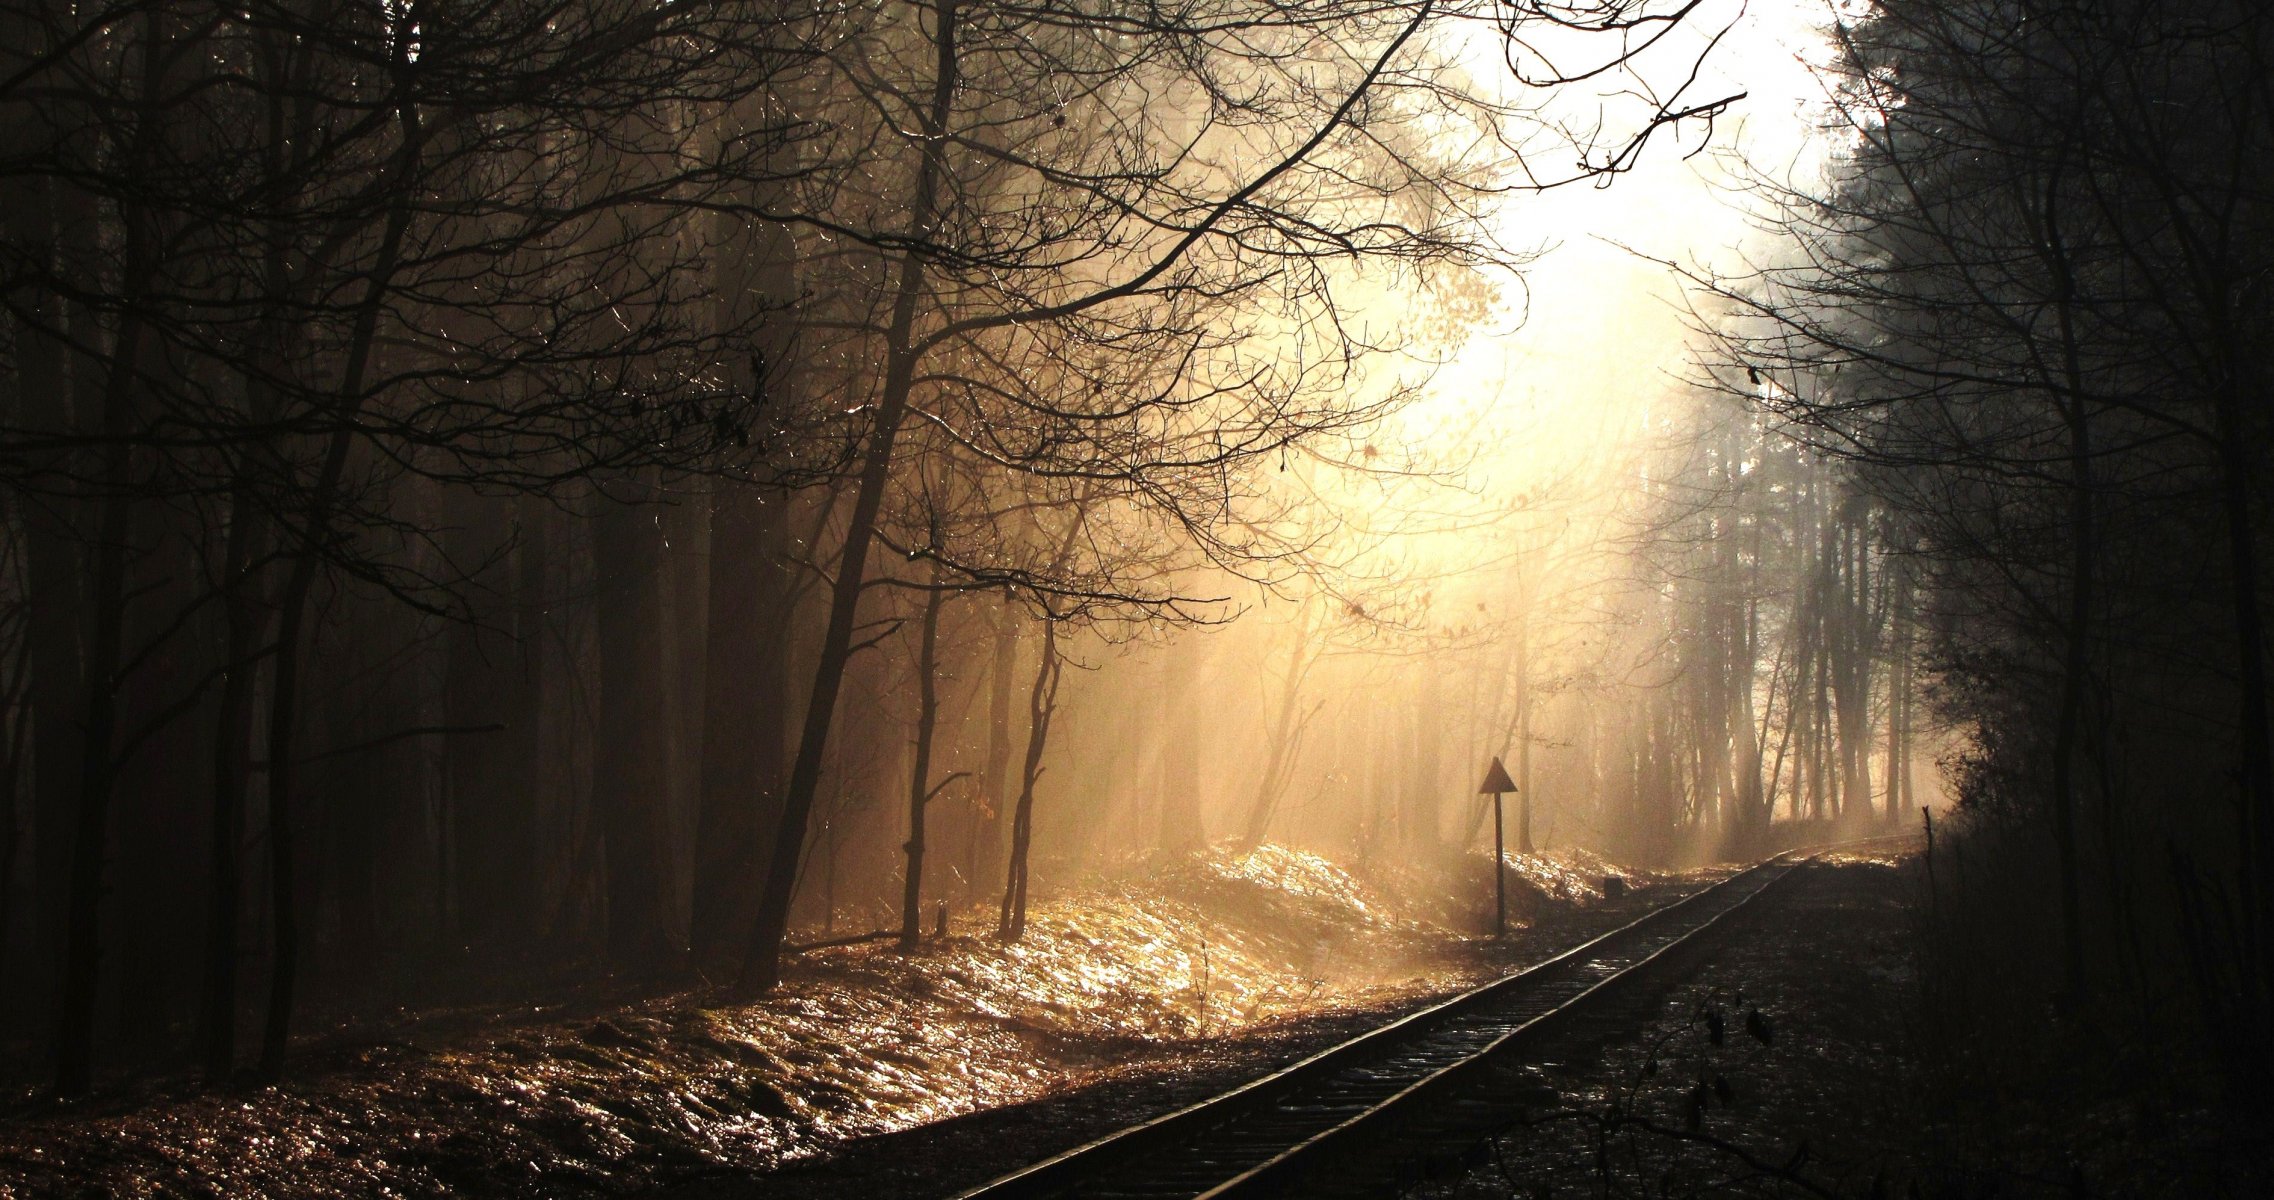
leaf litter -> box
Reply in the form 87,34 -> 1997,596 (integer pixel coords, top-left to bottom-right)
0,844 -> 1695,1199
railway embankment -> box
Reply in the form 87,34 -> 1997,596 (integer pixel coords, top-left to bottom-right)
1412,851 -> 2272,1200
0,846 -> 1697,1200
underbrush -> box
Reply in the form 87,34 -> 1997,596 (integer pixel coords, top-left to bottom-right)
1413,848 -> 2271,1199
1365,845 -> 1666,933
1907,814 -> 2266,1197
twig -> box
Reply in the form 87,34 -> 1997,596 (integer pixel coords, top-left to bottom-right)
922,770 -> 972,807
785,929 -> 898,955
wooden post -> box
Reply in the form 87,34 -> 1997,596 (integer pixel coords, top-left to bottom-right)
1478,756 -> 1518,938
1493,792 -> 1506,936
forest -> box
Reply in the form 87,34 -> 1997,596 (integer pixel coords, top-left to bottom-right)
0,0 -> 2268,1195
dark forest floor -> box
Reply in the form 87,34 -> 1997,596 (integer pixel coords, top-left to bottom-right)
0,847 -> 1697,1199
1401,853 -> 2274,1200
37,847 -> 2236,1200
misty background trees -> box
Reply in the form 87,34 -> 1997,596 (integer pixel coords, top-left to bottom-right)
0,0 -> 1773,1095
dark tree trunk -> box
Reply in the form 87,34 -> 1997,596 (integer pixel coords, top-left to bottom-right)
664,490 -> 710,927
998,615 -> 1060,942
2211,385 -> 2274,1030
510,495 -> 550,930
324,686 -> 381,969
689,189 -> 798,969
0,4 -> 77,1033
257,45 -> 424,1076
9,253 -> 87,1040
2043,195 -> 2095,1004
968,598 -> 1018,888
589,479 -> 682,977
1156,639 -> 1203,854
200,492 -> 266,1083
49,13 -> 170,1092
1810,487 -> 1836,819
259,549 -> 313,1078
52,148 -> 159,1090
0,670 -> 25,1000
900,567 -> 948,949
443,492 -> 527,949
1833,517 -> 1878,819
53,357 -> 143,1098
208,36 -> 299,1076
1886,568 -> 1914,824
735,0 -> 960,997
690,479 -> 791,969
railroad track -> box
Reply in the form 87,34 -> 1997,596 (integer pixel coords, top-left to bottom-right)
953,840 -> 1904,1200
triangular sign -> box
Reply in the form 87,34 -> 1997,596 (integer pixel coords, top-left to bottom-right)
1478,756 -> 1517,794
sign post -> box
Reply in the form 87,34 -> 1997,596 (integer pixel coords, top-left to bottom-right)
1478,756 -> 1518,936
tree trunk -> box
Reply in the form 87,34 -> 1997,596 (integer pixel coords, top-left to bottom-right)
443,493 -> 527,948
662,487 -> 709,939
2,151 -> 91,1034
2043,199 -> 2095,1002
1735,498 -> 1768,826
1837,520 -> 1878,818
1156,638 -> 1203,854
52,8 -> 174,1096
691,189 -> 798,969
2211,385 -> 2273,1030
1515,610 -> 1534,853
1238,606 -> 1314,851
690,479 -> 791,969
735,0 -> 961,997
900,567 -> 948,949
259,544 -> 312,1078
199,491 -> 267,1083
589,479 -> 681,976
206,53 -> 300,1075
14,358 -> 87,1035
256,26 -> 425,1076
1886,570 -> 1914,824
1410,671 -> 1444,853
968,597 -> 1018,886
998,615 -> 1061,942
55,438 -> 135,1099
0,674 -> 25,1002
2046,394 -> 2093,1004
509,496 -> 550,931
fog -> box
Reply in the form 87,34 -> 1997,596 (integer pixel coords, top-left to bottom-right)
6,8 -> 2262,1180
0,0 -> 1931,1078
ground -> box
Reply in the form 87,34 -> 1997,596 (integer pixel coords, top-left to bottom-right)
0,846 -> 1692,1199
28,848 -> 2262,1199
1408,851 -> 2274,1199
1399,852 -> 1924,1199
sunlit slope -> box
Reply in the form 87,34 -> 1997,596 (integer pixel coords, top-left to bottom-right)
0,844 -> 1662,1198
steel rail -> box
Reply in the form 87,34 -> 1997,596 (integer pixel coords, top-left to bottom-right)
1191,853 -> 1806,1198
951,841 -> 1898,1200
